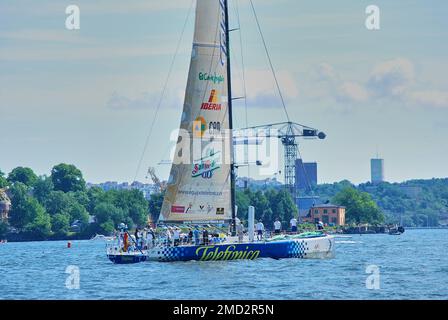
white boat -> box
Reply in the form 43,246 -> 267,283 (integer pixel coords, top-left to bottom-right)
106,0 -> 335,264
91,234 -> 113,241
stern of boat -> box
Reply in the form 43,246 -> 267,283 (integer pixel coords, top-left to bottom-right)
299,235 -> 335,259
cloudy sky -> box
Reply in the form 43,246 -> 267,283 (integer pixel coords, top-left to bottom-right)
1,0 -> 447,185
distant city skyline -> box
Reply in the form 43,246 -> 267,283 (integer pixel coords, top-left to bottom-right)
1,1 -> 447,184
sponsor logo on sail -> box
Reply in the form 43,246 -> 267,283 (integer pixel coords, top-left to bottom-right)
193,116 -> 207,138
216,208 -> 225,215
207,204 -> 213,214
208,121 -> 221,135
199,72 -> 224,84
201,89 -> 222,111
192,149 -> 220,179
171,205 -> 185,213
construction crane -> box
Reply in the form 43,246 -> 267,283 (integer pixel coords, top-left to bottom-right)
146,167 -> 166,193
234,121 -> 326,201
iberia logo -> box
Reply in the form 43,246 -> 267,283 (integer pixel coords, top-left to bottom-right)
193,116 -> 206,138
201,89 -> 222,111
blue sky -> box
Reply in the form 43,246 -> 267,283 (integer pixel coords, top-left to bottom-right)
1,0 -> 447,184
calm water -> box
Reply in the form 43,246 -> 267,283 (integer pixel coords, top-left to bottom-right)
0,229 -> 447,300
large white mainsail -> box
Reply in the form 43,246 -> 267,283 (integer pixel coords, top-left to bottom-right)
160,0 -> 232,223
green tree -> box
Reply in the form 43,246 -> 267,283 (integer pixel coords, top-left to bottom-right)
24,199 -> 52,237
148,192 -> 164,223
94,202 -> 126,228
235,189 -> 251,221
333,187 -> 384,224
111,189 -> 148,227
44,191 -> 74,216
99,220 -> 115,235
270,189 -> 297,228
0,220 -> 9,238
33,176 -> 54,204
7,167 -> 38,187
51,212 -> 71,235
68,202 -> 90,226
8,183 -> 34,229
8,182 -> 52,236
51,163 -> 86,193
86,186 -> 105,213
248,190 -> 272,223
0,169 -> 9,188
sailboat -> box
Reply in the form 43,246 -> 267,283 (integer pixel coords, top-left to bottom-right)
106,0 -> 335,264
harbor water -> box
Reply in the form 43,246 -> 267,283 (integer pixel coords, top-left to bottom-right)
0,229 -> 447,299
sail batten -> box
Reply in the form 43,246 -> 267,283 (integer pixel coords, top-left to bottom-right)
160,0 -> 232,223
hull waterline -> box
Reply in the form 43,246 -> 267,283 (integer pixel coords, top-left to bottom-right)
107,235 -> 335,264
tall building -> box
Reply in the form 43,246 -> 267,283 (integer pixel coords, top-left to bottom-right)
295,159 -> 317,190
371,158 -> 384,184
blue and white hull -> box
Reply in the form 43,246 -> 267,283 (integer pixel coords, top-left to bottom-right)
107,235 -> 335,264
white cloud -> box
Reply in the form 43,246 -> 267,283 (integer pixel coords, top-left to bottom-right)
0,43 -> 186,62
311,59 -> 448,109
409,90 -> 448,109
313,63 -> 370,103
0,0 -> 194,16
0,29 -> 91,44
337,82 -> 370,103
106,89 -> 183,111
315,63 -> 338,82
232,69 -> 299,108
367,58 -> 415,97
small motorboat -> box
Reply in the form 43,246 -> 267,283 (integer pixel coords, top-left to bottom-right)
389,226 -> 405,235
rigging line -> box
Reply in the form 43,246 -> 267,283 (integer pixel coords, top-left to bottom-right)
133,0 -> 195,182
249,0 -> 291,122
236,0 -> 251,181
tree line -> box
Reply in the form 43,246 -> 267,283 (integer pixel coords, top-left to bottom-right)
0,165 -> 148,240
2,163 -> 403,241
301,179 -> 448,227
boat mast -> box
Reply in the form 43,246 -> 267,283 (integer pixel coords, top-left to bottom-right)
224,0 -> 237,236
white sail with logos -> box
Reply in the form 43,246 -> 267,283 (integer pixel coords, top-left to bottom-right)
159,0 -> 232,223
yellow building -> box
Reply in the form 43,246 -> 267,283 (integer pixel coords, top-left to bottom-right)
303,203 -> 346,226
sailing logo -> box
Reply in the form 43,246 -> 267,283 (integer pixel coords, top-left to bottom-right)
192,149 -> 221,179
201,89 -> 222,111
199,72 -> 224,84
193,116 -> 207,138
219,0 -> 227,66
216,208 -> 225,215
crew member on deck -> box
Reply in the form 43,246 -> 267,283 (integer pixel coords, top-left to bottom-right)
316,221 -> 324,231
202,228 -> 209,245
274,218 -> 281,235
256,220 -> 264,241
188,228 -> 193,244
290,217 -> 298,233
173,227 -> 181,246
236,222 -> 244,243
166,227 -> 173,246
146,228 -> 155,248
193,226 -> 200,245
